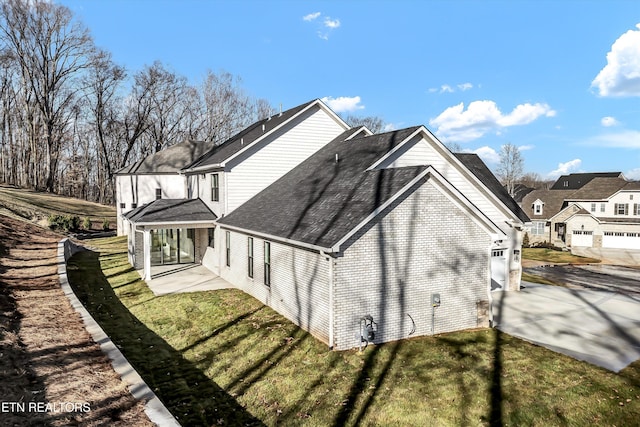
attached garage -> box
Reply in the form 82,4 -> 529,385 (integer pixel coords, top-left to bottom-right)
602,231 -> 640,250
571,230 -> 593,247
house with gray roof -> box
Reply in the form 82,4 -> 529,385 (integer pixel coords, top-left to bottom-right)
522,174 -> 640,251
116,99 -> 529,350
216,125 -> 528,349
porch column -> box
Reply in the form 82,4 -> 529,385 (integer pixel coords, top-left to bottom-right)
143,228 -> 152,281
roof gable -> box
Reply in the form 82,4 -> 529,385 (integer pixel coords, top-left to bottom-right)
184,99 -> 349,171
217,127 -> 428,249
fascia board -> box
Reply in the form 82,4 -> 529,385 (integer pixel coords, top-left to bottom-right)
218,223 -> 333,253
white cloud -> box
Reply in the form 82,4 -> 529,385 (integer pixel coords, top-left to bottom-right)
591,23 -> 640,97
303,12 -> 321,21
429,100 -> 556,142
428,82 -> 474,94
626,168 -> 640,180
383,123 -> 397,132
321,96 -> 364,113
324,17 -> 340,29
518,144 -> 535,151
601,116 -> 620,127
584,130 -> 640,148
464,146 -> 500,164
547,159 -> 582,178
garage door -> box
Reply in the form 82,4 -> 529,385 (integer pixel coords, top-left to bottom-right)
491,248 -> 506,291
603,232 -> 640,249
571,230 -> 593,247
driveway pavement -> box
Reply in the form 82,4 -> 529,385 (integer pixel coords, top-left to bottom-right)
493,282 -> 640,372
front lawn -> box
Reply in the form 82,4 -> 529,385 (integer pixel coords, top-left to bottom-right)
67,237 -> 640,426
523,247 -> 600,264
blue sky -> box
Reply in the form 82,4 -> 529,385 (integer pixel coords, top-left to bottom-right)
61,0 -> 640,180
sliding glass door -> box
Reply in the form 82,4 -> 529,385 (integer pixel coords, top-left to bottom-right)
150,228 -> 195,265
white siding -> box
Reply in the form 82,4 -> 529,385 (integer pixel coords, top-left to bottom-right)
377,135 -> 514,235
226,106 -> 345,213
116,174 -> 186,235
219,230 -> 331,343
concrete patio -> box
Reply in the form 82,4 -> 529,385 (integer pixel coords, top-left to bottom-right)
139,264 -> 234,296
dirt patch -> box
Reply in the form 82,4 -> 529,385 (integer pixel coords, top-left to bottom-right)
0,215 -> 152,426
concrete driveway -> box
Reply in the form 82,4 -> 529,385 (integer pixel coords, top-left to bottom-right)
493,281 -> 640,372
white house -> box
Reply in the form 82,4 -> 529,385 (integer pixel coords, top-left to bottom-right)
118,99 -> 350,280
116,99 -> 528,350
216,125 -> 528,349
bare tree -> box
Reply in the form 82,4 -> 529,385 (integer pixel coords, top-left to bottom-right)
0,0 -> 94,192
496,143 -> 524,197
343,115 -> 386,133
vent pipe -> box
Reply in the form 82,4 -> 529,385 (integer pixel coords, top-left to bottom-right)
262,124 -> 265,133
335,153 -> 339,163
241,137 -> 244,146
279,103 -> 283,117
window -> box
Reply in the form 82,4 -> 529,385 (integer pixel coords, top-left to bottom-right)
513,250 -> 520,263
247,237 -> 254,278
131,203 -> 137,209
208,228 -> 215,248
211,174 -> 219,202
200,173 -> 206,180
119,203 -> 125,209
590,203 -> 596,212
614,203 -> 629,215
264,241 -> 271,286
532,201 -> 543,216
491,249 -> 504,257
573,230 -> 593,235
563,181 -> 569,188
631,195 -> 634,200
155,188 -> 162,200
225,231 -> 230,267
600,203 -> 606,213
531,221 -> 545,235
634,204 -> 640,216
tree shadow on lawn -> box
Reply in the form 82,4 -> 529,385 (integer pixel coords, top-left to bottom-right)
66,249 -> 264,427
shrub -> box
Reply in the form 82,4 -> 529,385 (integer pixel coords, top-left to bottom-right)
523,232 -> 530,248
102,218 -> 110,231
83,216 -> 92,230
48,214 -> 81,232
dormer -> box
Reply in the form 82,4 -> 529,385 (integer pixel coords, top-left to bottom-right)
532,199 -> 544,216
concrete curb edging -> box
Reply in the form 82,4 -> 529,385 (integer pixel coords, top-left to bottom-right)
57,238 -> 181,427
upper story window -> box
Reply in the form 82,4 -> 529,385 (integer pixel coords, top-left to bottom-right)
563,181 -> 569,187
155,188 -> 162,200
119,203 -> 125,209
211,174 -> 219,202
590,203 -> 596,212
615,203 -> 629,215
532,200 -> 544,216
600,203 -> 606,213
131,203 -> 137,209
634,204 -> 640,216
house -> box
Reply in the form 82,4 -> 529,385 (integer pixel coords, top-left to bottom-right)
116,99 -> 528,350
216,125 -> 528,349
522,174 -> 640,250
117,99 -> 350,279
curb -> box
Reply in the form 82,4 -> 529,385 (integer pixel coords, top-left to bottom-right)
57,238 -> 181,427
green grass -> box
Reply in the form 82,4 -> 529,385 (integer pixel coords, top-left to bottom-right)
523,248 -> 600,264
67,236 -> 640,426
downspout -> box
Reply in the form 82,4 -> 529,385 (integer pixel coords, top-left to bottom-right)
321,250 -> 335,349
487,241 -> 494,327
224,172 -> 229,215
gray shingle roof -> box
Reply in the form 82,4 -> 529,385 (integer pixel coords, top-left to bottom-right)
566,177 -> 629,200
521,189 -> 574,220
116,140 -> 214,174
185,99 -> 319,170
218,127 -> 427,249
550,172 -> 623,190
454,153 -> 530,223
125,199 -> 217,224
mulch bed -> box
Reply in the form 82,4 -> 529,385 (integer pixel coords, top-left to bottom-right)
0,215 -> 153,426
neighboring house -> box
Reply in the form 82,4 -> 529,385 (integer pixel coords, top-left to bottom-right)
217,125 -> 528,349
116,99 -> 528,350
522,174 -> 640,250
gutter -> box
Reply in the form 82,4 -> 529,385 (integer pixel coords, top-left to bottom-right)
218,223 -> 334,254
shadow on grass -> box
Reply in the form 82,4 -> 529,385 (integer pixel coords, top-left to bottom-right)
66,249 -> 264,427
